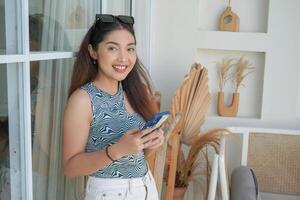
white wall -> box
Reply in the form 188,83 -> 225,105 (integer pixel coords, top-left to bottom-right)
262,0 -> 300,121
150,0 -> 300,130
0,2 -> 5,52
0,66 -> 7,116
151,0 -> 199,111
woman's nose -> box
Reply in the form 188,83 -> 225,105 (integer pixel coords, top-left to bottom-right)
117,50 -> 128,62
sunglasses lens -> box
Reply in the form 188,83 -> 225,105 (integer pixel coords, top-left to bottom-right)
117,15 -> 134,24
96,14 -> 115,23
95,14 -> 134,25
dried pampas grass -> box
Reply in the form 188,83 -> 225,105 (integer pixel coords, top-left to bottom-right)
234,56 -> 255,93
217,57 -> 235,92
216,56 -> 255,93
175,128 -> 231,187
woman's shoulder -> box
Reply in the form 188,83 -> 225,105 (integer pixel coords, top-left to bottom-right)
64,89 -> 92,134
64,89 -> 92,122
68,89 -> 91,106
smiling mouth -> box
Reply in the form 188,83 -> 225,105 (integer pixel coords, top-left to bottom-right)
112,65 -> 128,73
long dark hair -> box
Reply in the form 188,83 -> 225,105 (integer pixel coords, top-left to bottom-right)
68,18 -> 158,121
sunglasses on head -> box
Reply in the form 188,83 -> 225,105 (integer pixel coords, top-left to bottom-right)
95,14 -> 135,25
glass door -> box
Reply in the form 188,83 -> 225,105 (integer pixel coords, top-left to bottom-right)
0,0 -> 150,199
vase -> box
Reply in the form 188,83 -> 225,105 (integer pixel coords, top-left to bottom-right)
173,187 -> 187,200
217,92 -> 239,117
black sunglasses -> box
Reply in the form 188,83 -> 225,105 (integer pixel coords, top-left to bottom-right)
95,14 -> 135,25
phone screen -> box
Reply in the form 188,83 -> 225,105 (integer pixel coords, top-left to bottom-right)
142,111 -> 170,130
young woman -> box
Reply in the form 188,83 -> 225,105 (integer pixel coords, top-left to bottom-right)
63,14 -> 164,200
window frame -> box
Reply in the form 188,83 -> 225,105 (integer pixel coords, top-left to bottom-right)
0,0 -> 151,199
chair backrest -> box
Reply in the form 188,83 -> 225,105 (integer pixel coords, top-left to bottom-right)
227,127 -> 300,196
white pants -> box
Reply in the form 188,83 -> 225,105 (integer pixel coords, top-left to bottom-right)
84,170 -> 159,200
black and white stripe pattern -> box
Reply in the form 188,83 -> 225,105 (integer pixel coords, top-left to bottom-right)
81,82 -> 148,178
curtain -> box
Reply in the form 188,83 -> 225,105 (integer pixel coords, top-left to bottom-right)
31,1 -> 96,199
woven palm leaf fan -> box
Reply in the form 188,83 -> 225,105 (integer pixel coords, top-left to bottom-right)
164,63 -> 213,199
169,63 -> 211,145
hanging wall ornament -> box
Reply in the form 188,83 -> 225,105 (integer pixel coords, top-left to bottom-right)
219,0 -> 240,32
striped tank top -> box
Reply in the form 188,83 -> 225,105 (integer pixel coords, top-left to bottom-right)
81,82 -> 148,178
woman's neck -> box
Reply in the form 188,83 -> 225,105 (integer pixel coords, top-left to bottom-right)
93,76 -> 119,95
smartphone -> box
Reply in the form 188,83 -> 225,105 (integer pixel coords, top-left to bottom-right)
142,111 -> 170,130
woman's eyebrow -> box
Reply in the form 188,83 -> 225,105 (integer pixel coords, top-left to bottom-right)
127,42 -> 136,46
105,41 -> 136,46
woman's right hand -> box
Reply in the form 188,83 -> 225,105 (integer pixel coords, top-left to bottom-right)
109,127 -> 157,159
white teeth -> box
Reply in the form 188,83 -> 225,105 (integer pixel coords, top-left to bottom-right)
113,65 -> 126,70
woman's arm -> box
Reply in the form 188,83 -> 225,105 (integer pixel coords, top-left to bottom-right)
63,89 -> 116,177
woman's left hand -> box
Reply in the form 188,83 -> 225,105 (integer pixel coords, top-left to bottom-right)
142,127 -> 165,150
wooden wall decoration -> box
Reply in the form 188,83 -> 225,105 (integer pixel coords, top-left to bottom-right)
217,92 -> 239,117
219,0 -> 240,32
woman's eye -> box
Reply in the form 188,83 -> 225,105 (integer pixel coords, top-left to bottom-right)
128,47 -> 136,52
108,46 -> 117,51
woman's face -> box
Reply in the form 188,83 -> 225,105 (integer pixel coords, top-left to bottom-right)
91,29 -> 137,83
